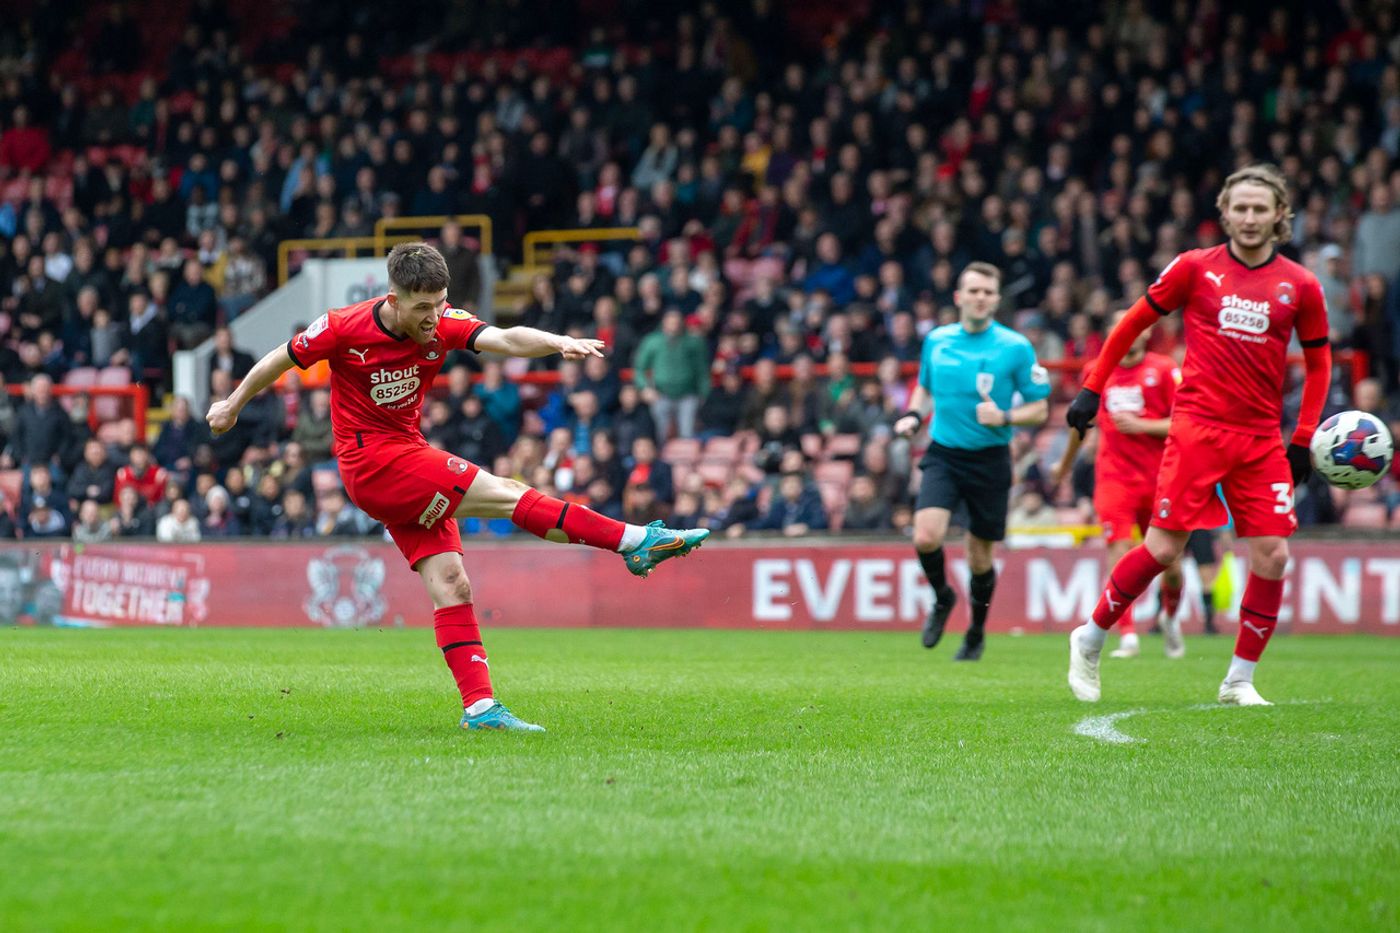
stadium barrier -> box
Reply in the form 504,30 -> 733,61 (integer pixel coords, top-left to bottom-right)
372,214 -> 494,258
521,226 -> 641,270
2,540 -> 1396,634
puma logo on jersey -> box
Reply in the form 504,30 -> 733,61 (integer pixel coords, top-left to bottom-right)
1205,271 -> 1225,287
348,348 -> 369,364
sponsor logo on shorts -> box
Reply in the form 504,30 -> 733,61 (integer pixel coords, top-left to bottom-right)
1218,294 -> 1271,336
446,457 -> 470,475
418,492 -> 451,529
1157,497 -> 1171,519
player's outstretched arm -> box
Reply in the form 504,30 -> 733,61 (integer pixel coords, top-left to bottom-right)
473,325 -> 605,361
206,343 -> 295,436
1066,298 -> 1161,435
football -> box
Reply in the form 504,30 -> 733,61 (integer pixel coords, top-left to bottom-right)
1309,410 -> 1394,489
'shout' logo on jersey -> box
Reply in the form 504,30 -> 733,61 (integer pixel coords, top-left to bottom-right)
1218,294 -> 1271,335
369,364 -> 421,406
1105,385 -> 1145,415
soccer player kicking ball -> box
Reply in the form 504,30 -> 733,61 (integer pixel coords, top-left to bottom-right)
1065,165 -> 1330,706
207,244 -> 709,732
895,262 -> 1050,660
1090,310 -> 1186,660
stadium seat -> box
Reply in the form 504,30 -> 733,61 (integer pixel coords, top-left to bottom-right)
63,367 -> 99,388
662,437 -> 701,465
702,436 -> 741,462
95,420 -> 128,444
1342,503 -> 1387,529
824,433 -> 862,460
814,461 -> 854,487
0,469 -> 22,508
800,434 -> 824,460
696,462 -> 731,487
98,366 -> 132,386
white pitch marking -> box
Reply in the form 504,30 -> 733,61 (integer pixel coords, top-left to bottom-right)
1073,699 -> 1325,745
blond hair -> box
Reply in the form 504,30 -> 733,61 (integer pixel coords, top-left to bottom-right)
1216,164 -> 1293,242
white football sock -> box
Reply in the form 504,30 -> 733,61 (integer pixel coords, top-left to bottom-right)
465,697 -> 495,717
1225,656 -> 1257,684
618,523 -> 648,552
1079,622 -> 1108,649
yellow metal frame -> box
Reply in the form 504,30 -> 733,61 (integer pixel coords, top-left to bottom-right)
277,236 -> 385,286
374,214 -> 494,257
522,227 -> 640,270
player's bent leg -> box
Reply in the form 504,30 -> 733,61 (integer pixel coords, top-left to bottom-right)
417,552 -> 544,733
913,507 -> 956,649
457,469 -> 710,576
1219,536 -> 1288,706
1159,558 -> 1186,659
1071,527 -> 1188,700
954,535 -> 996,661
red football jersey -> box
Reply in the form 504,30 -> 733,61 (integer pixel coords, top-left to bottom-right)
1145,244 -> 1328,437
286,296 -> 488,455
1096,352 -> 1178,491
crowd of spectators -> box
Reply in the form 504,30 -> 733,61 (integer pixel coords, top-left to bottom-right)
2,0 -> 1400,543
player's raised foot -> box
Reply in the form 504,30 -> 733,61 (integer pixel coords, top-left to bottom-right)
460,702 -> 546,732
1068,623 -> 1102,702
624,521 -> 710,578
952,629 -> 984,661
1161,613 -> 1186,659
921,586 -> 957,649
1218,680 -> 1272,707
1109,632 -> 1140,659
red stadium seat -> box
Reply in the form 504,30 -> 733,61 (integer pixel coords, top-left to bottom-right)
824,433 -> 861,460
0,469 -> 22,509
98,366 -> 132,386
662,437 -> 701,465
696,462 -> 731,487
702,436 -> 741,463
814,461 -> 853,487
63,367 -> 99,388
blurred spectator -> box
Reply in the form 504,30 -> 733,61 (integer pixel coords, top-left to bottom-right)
1354,185 -> 1400,281
24,495 -> 69,538
156,499 -> 201,543
169,259 -> 217,349
292,389 -> 334,463
843,476 -> 892,532
440,220 -> 482,311
271,489 -> 317,539
625,435 -> 674,503
114,444 -> 168,507
202,486 -> 242,537
1008,488 -> 1059,528
633,309 -> 710,439
72,499 -> 112,544
3,375 -> 72,471
750,471 -> 828,537
315,487 -> 379,536
154,397 -> 208,475
475,359 -> 522,444
66,439 -> 117,509
209,327 -> 255,388
110,485 -> 155,538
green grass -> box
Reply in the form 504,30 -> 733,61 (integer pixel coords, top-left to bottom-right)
1,628 -> 1398,932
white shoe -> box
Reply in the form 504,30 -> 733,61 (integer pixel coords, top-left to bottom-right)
1161,614 -> 1185,660
1218,680 -> 1273,706
1068,624 -> 1102,702
1109,633 -> 1140,659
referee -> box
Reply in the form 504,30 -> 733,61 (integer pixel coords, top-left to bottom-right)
894,262 -> 1050,660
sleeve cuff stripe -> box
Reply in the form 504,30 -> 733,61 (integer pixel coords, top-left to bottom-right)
1300,337 -> 1329,348
466,325 -> 483,353
1144,293 -> 1170,316
285,339 -> 306,369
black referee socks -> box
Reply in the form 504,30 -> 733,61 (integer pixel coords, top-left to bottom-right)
969,568 -> 997,632
918,548 -> 948,593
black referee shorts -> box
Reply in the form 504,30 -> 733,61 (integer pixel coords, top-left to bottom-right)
1187,528 -> 1218,566
916,441 -> 1013,542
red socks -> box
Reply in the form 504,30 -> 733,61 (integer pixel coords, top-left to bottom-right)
512,487 -> 624,550
434,604 -> 493,708
1234,574 -> 1284,662
1092,545 -> 1168,631
1161,576 -> 1183,621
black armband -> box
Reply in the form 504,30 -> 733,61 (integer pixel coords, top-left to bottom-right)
900,409 -> 923,424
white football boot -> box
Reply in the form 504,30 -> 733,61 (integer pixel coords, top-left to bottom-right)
1161,613 -> 1185,660
1109,632 -> 1140,659
1218,680 -> 1272,706
1068,624 -> 1103,702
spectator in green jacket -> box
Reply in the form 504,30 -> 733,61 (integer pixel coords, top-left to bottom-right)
632,309 -> 710,439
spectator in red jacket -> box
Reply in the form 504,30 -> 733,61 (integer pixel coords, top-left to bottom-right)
114,444 -> 169,508
0,106 -> 52,173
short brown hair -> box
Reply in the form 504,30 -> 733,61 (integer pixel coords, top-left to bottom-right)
386,242 -> 450,294
1216,164 -> 1293,242
958,261 -> 1003,290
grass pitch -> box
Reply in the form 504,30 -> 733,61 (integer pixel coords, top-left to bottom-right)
1,627 -> 1397,932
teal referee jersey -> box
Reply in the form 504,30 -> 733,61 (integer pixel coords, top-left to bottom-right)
918,321 -> 1050,449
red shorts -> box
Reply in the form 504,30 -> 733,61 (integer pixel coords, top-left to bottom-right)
1152,418 -> 1297,539
1095,482 -> 1155,543
339,439 -> 482,569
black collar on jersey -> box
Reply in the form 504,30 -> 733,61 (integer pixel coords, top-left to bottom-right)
1226,243 -> 1278,270
372,299 -> 407,341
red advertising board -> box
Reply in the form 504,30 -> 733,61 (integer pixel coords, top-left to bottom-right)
0,540 -> 1397,634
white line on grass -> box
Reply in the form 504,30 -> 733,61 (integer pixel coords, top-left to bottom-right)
1073,700 -> 1327,745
